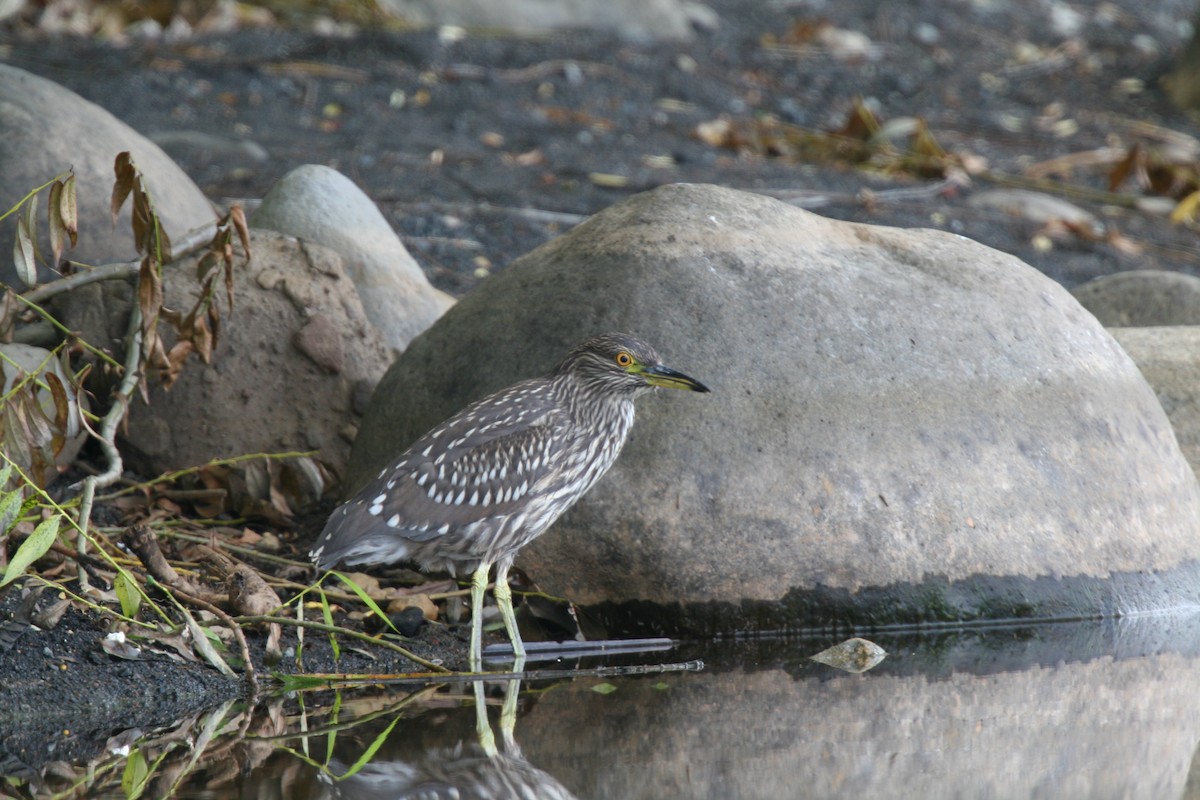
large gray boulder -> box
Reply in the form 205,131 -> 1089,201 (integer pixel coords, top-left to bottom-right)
250,165 -> 454,352
0,64 -> 214,286
347,183 -> 1200,632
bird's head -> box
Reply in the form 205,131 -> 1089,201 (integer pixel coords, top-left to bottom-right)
556,332 -> 710,396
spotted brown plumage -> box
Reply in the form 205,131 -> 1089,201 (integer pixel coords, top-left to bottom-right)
310,332 -> 709,671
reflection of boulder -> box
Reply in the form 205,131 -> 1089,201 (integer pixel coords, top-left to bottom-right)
516,620 -> 1200,798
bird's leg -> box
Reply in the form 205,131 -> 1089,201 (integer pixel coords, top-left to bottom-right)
493,556 -> 526,667
470,561 -> 490,672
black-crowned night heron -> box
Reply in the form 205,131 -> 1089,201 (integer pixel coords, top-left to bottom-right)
310,333 -> 709,671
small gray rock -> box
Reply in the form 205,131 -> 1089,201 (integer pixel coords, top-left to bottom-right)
1109,326 -> 1200,475
251,165 -> 454,352
1073,270 -> 1200,327
377,0 -> 704,40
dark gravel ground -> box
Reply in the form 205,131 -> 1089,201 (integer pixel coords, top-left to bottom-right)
2,0 -> 1200,779
2,0 -> 1199,296
0,576 -> 469,775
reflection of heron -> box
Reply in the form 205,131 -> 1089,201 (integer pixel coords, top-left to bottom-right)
316,680 -> 577,800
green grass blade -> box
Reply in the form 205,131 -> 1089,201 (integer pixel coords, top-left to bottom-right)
334,572 -> 400,636
319,586 -> 340,663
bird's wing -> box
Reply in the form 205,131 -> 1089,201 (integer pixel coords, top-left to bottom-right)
311,382 -> 569,569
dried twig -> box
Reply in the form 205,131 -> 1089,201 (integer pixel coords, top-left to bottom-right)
71,301 -> 143,590
19,220 -> 218,306
124,523 -> 226,605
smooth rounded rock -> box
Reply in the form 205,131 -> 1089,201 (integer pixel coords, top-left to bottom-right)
347,183 -> 1200,633
0,64 -> 215,287
1072,270 -> 1200,326
1110,326 -> 1200,476
250,165 -> 454,352
376,0 -> 702,40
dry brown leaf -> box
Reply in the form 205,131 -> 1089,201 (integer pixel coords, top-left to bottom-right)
59,173 -> 78,249
387,592 -> 438,621
111,152 -> 136,226
47,179 -> 65,268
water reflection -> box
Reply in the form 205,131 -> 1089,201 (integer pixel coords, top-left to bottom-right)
7,614 -> 1200,798
312,679 -> 577,800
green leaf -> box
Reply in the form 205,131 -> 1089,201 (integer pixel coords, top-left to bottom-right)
121,749 -> 150,799
0,485 -> 25,539
114,570 -> 143,619
591,682 -> 618,695
336,715 -> 402,780
0,515 -> 59,587
274,673 -> 334,692
13,212 -> 36,289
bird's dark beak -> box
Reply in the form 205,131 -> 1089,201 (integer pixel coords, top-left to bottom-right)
642,364 -> 710,393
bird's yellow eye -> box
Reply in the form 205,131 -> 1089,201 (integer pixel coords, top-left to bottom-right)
615,351 -> 633,367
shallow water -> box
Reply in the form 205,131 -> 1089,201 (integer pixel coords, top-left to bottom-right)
12,613 -> 1200,799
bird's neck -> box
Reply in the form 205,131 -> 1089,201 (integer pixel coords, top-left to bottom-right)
556,375 -> 637,435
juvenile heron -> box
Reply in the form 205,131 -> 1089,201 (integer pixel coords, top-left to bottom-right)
310,333 -> 709,671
